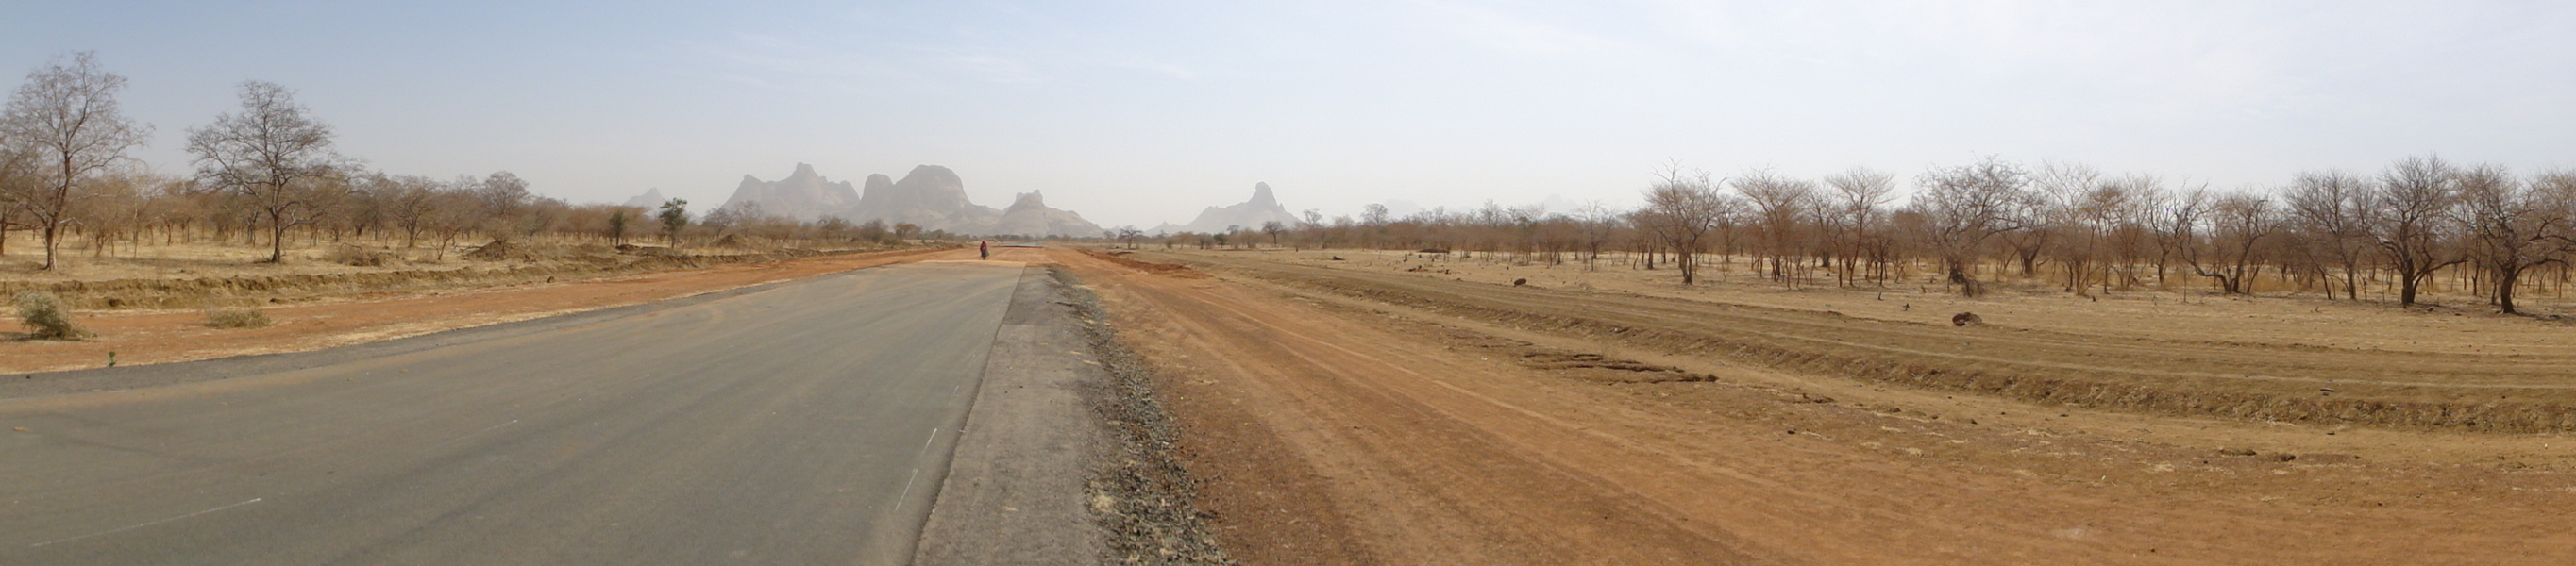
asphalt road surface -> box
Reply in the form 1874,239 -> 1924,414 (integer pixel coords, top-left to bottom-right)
0,261 -> 1026,565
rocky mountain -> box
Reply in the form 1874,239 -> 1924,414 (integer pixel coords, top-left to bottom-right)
847,165 -> 1002,233
710,163 -> 1113,235
620,188 -> 667,209
988,191 -> 1105,238
718,163 -> 860,221
1170,182 -> 1298,234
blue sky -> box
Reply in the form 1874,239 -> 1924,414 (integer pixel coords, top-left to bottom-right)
8,1 -> 2575,228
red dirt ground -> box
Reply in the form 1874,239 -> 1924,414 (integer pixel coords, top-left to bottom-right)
1056,247 -> 2576,565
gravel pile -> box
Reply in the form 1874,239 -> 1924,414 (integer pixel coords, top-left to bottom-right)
1052,267 -> 1235,566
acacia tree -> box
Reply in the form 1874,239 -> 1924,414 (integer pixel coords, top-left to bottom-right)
608,208 -> 631,244
1732,168 -> 1817,283
0,142 -> 31,256
2182,192 -> 2279,294
2366,156 -> 2465,307
1823,167 -> 1894,285
1632,163 -> 1729,284
372,174 -> 447,248
2,51 -> 152,270
657,198 -> 689,245
2454,166 -> 2572,314
2001,161 -> 2094,277
1913,157 -> 2030,296
2051,173 -> 2147,294
187,81 -> 344,262
2283,171 -> 2373,300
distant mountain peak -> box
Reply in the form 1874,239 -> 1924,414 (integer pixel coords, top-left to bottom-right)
718,164 -> 860,221
620,188 -> 667,208
1165,182 -> 1297,234
1250,182 -> 1277,207
1010,190 -> 1048,210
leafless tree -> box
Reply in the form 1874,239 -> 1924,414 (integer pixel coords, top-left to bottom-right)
2366,156 -> 2466,307
2282,171 -> 2374,300
2000,161 -> 2093,277
1575,201 -> 1622,267
2182,191 -> 2279,294
187,80 -> 345,262
1733,168 -> 1818,283
2051,172 -> 2147,294
1260,220 -> 1288,247
1912,156 -> 2030,296
1633,162 -> 1731,284
0,142 -> 33,256
1823,167 -> 1894,285
2,51 -> 152,269
2454,166 -> 2573,314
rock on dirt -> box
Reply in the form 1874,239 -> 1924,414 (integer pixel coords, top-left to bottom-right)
1951,312 -> 1983,326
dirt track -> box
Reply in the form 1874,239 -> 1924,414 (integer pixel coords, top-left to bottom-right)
1057,247 -> 2576,565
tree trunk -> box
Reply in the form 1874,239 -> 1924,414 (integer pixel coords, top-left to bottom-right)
2498,268 -> 2522,314
268,209 -> 290,263
41,223 -> 59,270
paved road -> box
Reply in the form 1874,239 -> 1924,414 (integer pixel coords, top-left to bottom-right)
0,261 -> 1026,565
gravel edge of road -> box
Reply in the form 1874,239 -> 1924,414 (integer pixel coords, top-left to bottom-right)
1054,266 -> 1236,566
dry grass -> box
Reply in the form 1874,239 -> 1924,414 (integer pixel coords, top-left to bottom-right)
1,235 -> 900,310
328,244 -> 396,267
202,308 -> 272,328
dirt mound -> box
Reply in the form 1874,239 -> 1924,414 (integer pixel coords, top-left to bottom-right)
463,239 -> 528,261
1082,249 -> 1208,278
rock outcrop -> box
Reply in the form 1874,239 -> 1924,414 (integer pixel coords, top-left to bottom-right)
717,163 -> 861,221
847,165 -> 1002,233
712,163 -> 1106,235
988,191 -> 1105,238
1170,182 -> 1299,234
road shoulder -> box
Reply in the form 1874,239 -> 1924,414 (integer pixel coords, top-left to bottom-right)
914,264 -> 1230,565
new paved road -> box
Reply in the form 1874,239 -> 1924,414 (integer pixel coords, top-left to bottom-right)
0,261 -> 1025,565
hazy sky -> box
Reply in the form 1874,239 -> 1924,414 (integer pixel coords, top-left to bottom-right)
8,1 -> 2575,228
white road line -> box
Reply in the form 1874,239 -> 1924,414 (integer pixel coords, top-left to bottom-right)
31,497 -> 264,548
896,427 -> 941,507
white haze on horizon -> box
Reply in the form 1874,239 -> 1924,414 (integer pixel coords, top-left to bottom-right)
6,1 -> 2573,229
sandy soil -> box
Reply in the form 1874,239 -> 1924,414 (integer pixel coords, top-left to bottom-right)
1058,247 -> 2576,565
0,246 -> 952,375
1130,249 -> 2576,437
1268,249 -> 2576,356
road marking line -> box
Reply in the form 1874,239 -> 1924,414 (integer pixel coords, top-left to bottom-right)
31,497 -> 264,548
897,427 -> 941,507
425,419 -> 521,452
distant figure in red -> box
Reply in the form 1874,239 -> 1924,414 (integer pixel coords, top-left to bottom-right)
979,241 -> 989,259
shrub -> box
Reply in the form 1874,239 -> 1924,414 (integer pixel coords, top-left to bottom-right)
330,244 -> 393,267
15,292 -> 93,341
203,308 -> 272,328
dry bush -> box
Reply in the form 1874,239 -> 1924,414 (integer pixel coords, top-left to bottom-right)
15,292 -> 93,340
329,244 -> 395,267
203,308 -> 272,328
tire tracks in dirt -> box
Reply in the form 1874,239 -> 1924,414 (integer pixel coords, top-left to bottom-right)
1058,248 -> 2576,565
1153,252 -> 2576,433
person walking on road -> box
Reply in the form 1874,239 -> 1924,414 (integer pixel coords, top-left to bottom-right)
979,241 -> 989,259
